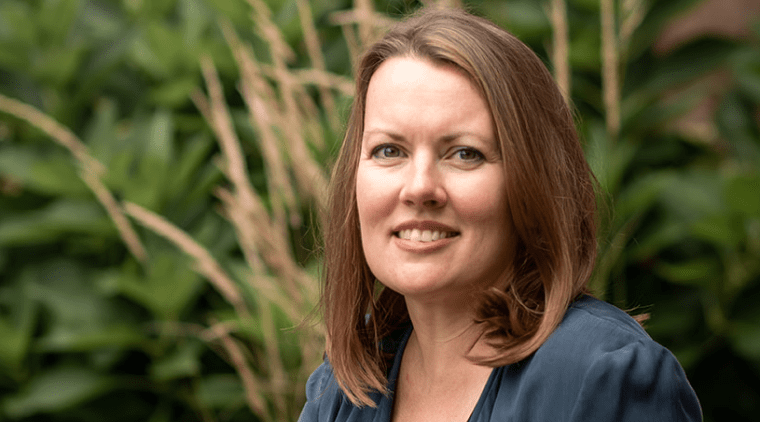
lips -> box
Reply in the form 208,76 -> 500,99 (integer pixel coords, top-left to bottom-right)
392,221 -> 460,243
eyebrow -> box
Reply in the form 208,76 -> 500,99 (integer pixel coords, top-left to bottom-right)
362,129 -> 490,143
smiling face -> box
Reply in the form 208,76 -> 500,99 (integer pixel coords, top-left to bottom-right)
356,57 -> 514,305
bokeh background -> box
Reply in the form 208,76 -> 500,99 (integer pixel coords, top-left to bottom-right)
0,0 -> 759,421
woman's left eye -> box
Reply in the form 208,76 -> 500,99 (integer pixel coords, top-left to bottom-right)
371,144 -> 404,159
452,147 -> 484,162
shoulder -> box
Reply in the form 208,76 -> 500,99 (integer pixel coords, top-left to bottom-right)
298,358 -> 342,422
298,324 -> 411,422
485,295 -> 702,421
546,294 -> 655,357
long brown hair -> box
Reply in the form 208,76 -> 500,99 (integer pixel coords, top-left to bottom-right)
322,7 -> 597,407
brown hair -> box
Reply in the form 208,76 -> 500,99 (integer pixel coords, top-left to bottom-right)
322,7 -> 597,407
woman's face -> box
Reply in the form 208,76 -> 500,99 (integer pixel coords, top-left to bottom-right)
356,57 -> 513,305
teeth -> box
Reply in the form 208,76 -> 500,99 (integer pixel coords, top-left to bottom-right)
397,229 -> 455,242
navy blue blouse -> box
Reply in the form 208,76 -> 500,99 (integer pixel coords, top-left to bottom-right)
298,295 -> 702,421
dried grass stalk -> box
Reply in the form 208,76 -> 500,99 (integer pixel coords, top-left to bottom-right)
123,201 -> 249,317
220,20 -> 295,244
329,0 -> 395,53
601,0 -> 621,139
549,0 -> 571,101
620,0 -> 647,56
296,0 -> 342,134
210,323 -> 269,419
248,1 -> 330,213
0,92 -> 147,262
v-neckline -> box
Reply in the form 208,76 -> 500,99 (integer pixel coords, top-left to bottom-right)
383,325 -> 497,422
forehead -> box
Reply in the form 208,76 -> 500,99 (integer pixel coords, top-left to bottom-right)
368,57 -> 485,112
367,55 -> 481,98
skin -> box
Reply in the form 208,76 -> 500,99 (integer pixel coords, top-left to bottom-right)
356,56 -> 514,421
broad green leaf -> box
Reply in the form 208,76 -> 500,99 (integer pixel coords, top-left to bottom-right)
480,1 -> 550,41
690,214 -> 744,248
730,321 -> 760,362
570,26 -> 602,70
0,147 -> 90,197
83,98 -> 119,163
654,258 -> 722,286
585,124 -> 639,196
2,366 -> 115,418
24,259 -> 130,328
145,109 -> 174,164
0,199 -> 114,246
38,0 -> 80,41
78,0 -> 124,41
0,278 -> 37,372
150,340 -> 203,382
717,93 -> 760,163
164,132 -> 214,201
725,173 -> 760,216
628,217 -> 688,261
35,325 -> 144,352
150,77 -> 198,107
613,170 -> 675,225
658,171 -> 725,222
33,43 -> 86,88
116,252 -> 203,320
179,0 -> 211,48
0,2 -> 35,71
196,374 -> 245,409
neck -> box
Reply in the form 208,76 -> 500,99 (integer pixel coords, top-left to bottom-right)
403,296 -> 488,381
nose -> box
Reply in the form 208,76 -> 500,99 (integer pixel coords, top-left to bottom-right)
399,155 -> 447,208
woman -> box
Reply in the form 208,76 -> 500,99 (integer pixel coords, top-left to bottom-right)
300,7 -> 701,422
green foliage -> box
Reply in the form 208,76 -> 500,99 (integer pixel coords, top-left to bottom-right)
0,0 -> 758,421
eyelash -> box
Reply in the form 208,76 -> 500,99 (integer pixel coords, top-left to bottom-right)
451,147 -> 484,162
369,144 -> 485,163
370,144 -> 405,159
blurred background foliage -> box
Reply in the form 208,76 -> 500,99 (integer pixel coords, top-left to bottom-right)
0,0 -> 758,421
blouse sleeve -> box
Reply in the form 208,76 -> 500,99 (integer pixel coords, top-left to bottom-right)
568,340 -> 702,422
297,360 -> 332,422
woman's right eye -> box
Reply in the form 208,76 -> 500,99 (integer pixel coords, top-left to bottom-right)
371,144 -> 404,159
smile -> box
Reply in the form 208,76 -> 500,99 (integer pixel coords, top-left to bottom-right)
395,229 -> 459,242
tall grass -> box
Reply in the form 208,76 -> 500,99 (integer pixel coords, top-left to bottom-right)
0,0 -> 371,419
0,0 -> 736,420
0,0 -> 623,418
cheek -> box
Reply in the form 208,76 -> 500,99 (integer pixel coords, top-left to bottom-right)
356,167 -> 397,229
449,176 -> 510,225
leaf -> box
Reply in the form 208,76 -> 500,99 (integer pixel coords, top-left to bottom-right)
654,258 -> 722,286
33,44 -> 86,87
585,124 -> 639,196
35,325 -> 144,353
0,199 -> 114,246
83,98 -> 119,163
613,170 -> 675,226
658,170 -> 725,222
150,77 -> 198,107
20,260 -> 143,354
145,109 -> 174,165
116,252 -> 203,320
0,147 -> 90,197
729,321 -> 760,362
196,374 -> 245,409
2,366 -> 115,418
480,1 -> 550,41
150,340 -> 203,382
725,173 -> 760,216
690,214 -> 744,248
38,0 -> 79,42
164,132 -> 215,202
179,0 -> 211,48
628,216 -> 689,261
0,279 -> 38,373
